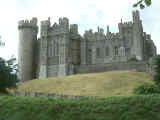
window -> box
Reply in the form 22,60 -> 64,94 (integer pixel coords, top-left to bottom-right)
114,47 -> 118,56
119,46 -> 125,56
96,48 -> 100,57
88,49 -> 92,64
48,47 -> 52,57
105,47 -> 109,56
122,47 -> 125,56
125,48 -> 130,56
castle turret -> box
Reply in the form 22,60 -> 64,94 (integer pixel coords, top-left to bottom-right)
132,10 -> 144,60
107,25 -> 110,34
58,17 -> 71,76
18,17 -> 38,82
39,18 -> 50,78
70,24 -> 78,34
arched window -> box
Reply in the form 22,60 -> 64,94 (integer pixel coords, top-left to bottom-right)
119,46 -> 125,56
114,47 -> 118,56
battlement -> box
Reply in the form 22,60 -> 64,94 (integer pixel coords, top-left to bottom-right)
50,17 -> 69,29
84,29 -> 93,35
118,21 -> 133,28
18,17 -> 38,29
41,17 -> 69,35
59,17 -> 69,26
107,32 -> 120,39
146,34 -> 151,40
41,18 -> 50,27
132,10 -> 140,22
70,24 -> 78,34
83,29 -> 95,41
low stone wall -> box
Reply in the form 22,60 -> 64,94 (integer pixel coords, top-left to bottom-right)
76,61 -> 151,74
13,91 -> 97,99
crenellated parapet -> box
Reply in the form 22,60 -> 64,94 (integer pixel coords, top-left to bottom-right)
40,18 -> 50,37
106,33 -> 120,39
83,29 -> 96,41
84,29 -> 93,37
70,24 -> 78,34
49,17 -> 69,35
146,34 -> 151,40
59,17 -> 69,28
118,21 -> 133,28
84,27 -> 106,41
132,10 -> 140,23
41,19 -> 50,27
18,17 -> 38,31
40,17 -> 70,36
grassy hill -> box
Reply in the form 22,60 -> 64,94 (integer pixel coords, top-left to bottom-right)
17,71 -> 152,96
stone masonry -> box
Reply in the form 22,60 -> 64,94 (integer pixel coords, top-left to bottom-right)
18,10 -> 157,82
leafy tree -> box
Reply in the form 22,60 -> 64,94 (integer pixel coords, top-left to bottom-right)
153,55 -> 160,87
0,36 -> 5,47
133,0 -> 152,9
0,57 -> 19,93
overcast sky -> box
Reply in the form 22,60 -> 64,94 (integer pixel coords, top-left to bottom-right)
0,0 -> 159,60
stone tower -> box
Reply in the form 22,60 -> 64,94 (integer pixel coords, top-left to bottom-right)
132,10 -> 144,60
38,17 -> 72,78
39,18 -> 50,78
18,18 -> 38,82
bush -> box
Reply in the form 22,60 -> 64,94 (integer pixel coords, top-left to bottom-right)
0,57 -> 18,93
1,95 -> 160,120
153,55 -> 160,87
128,57 -> 138,62
133,82 -> 160,95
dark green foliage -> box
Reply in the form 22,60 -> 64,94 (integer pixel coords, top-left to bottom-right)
133,82 -> 160,95
1,95 -> 160,120
133,0 -> 152,9
153,55 -> 160,87
128,57 -> 138,62
0,57 -> 18,93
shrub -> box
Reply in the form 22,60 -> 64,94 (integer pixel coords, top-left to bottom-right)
0,57 -> 19,93
133,82 -> 160,95
1,95 -> 160,120
128,57 -> 138,62
153,55 -> 160,87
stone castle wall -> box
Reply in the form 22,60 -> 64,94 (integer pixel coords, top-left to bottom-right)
76,61 -> 151,74
13,91 -> 97,99
18,11 -> 157,81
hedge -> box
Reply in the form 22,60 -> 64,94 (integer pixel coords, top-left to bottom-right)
0,95 -> 160,120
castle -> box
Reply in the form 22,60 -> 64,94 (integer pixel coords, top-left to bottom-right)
18,10 -> 157,82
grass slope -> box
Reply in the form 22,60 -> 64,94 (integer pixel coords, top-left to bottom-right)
17,71 -> 152,96
0,95 -> 160,120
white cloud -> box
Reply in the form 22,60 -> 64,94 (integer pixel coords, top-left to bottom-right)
0,0 -> 159,60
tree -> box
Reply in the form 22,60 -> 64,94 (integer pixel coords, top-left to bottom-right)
0,57 -> 19,93
133,0 -> 152,9
153,55 -> 160,87
0,36 -> 5,47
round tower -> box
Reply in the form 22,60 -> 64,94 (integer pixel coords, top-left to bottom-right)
18,17 -> 38,82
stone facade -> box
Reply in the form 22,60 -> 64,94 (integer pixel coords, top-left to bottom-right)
18,10 -> 157,81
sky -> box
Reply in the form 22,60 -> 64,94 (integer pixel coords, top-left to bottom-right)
0,0 -> 159,60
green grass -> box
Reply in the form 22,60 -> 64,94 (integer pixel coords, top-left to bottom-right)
0,95 -> 160,120
17,71 -> 152,96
